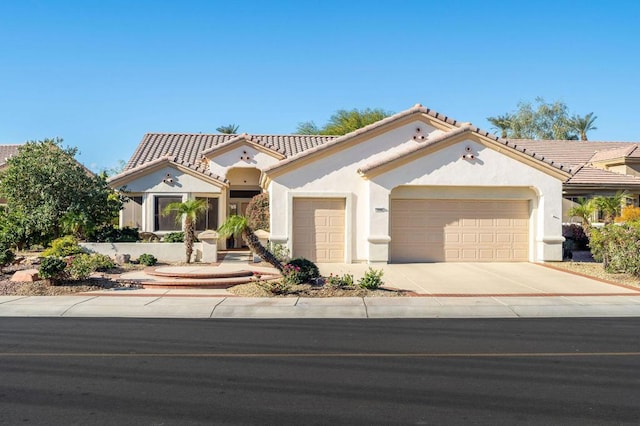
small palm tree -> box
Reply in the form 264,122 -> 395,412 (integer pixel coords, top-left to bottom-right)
163,199 -> 207,263
218,215 -> 283,271
216,124 -> 239,134
487,114 -> 512,139
569,112 -> 597,141
567,197 -> 595,231
593,191 -> 630,224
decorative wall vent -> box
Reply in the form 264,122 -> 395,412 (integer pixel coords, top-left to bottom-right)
412,127 -> 426,142
461,145 -> 476,161
162,173 -> 174,184
240,150 -> 251,161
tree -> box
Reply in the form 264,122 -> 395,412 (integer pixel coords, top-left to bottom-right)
217,215 -> 283,271
216,124 -> 239,134
593,191 -> 631,224
245,192 -> 270,231
569,112 -> 598,141
296,108 -> 392,135
487,114 -> 512,138
0,138 -> 123,247
567,197 -> 595,231
163,199 -> 207,263
487,98 -> 591,140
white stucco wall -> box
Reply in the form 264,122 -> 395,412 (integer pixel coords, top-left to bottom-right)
269,123 -> 565,263
269,120 -> 440,262
207,143 -> 282,178
122,166 -> 223,194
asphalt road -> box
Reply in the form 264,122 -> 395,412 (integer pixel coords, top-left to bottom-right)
1,318 -> 639,425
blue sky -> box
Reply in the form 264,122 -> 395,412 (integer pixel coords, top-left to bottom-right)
1,0 -> 639,172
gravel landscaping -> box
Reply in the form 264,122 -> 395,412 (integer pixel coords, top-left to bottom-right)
2,251 -> 640,296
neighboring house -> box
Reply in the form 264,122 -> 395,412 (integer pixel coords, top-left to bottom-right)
0,145 -> 23,204
109,104 -> 640,264
511,140 -> 640,223
0,145 -> 21,170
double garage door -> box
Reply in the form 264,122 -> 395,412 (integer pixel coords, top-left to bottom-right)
292,198 -> 345,263
390,199 -> 529,262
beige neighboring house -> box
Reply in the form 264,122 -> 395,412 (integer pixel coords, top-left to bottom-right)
109,104 -> 640,264
512,140 -> 640,223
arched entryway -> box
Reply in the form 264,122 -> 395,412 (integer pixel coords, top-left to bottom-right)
225,168 -> 262,248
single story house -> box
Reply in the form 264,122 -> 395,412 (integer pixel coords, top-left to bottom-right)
109,104 -> 640,264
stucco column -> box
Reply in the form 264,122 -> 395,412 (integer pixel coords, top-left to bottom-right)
198,230 -> 219,263
535,189 -> 565,262
367,181 -> 392,263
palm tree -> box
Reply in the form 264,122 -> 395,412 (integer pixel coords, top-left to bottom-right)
163,199 -> 207,263
487,114 -> 512,138
593,191 -> 630,224
218,215 -> 283,271
569,112 -> 597,141
567,197 -> 595,231
216,124 -> 239,134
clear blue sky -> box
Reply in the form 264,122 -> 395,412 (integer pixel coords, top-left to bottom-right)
2,0 -> 639,172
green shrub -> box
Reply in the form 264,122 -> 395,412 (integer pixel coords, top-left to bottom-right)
257,279 -> 293,295
0,245 -> 15,267
90,253 -> 115,271
326,273 -> 354,288
269,242 -> 291,263
88,225 -> 139,242
163,231 -> 184,243
589,223 -> 640,275
42,235 -> 84,257
138,253 -> 157,266
68,253 -> 116,280
286,258 -> 319,283
68,254 -> 94,280
39,257 -> 68,283
358,268 -> 384,289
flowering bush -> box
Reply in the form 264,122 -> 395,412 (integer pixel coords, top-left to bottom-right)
616,206 -> 640,223
286,258 -> 319,283
282,264 -> 303,285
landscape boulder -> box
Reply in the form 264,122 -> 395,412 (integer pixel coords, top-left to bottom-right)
10,269 -> 40,282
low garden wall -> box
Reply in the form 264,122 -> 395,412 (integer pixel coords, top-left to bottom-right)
80,242 -> 213,263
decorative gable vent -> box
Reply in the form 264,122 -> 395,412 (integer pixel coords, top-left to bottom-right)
412,127 -> 426,142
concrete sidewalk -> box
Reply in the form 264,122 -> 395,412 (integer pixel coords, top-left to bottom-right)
2,294 -> 640,318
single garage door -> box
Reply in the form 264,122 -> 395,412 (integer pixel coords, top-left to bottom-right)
390,199 -> 529,262
293,198 -> 345,263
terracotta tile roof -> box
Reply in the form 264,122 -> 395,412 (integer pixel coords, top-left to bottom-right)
567,165 -> 640,187
125,133 -> 335,171
120,107 -> 640,188
110,154 -> 228,186
509,140 -> 636,169
0,145 -> 21,167
264,104 -> 571,175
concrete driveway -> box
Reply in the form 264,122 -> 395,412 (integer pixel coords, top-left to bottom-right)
316,262 -> 640,296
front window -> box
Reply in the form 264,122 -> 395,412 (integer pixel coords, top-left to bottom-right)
195,197 -> 219,231
154,196 -> 182,231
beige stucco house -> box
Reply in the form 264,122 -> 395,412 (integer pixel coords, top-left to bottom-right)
109,104 -> 640,264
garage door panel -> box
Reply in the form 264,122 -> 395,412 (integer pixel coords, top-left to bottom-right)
391,199 -> 529,262
293,198 -> 345,263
